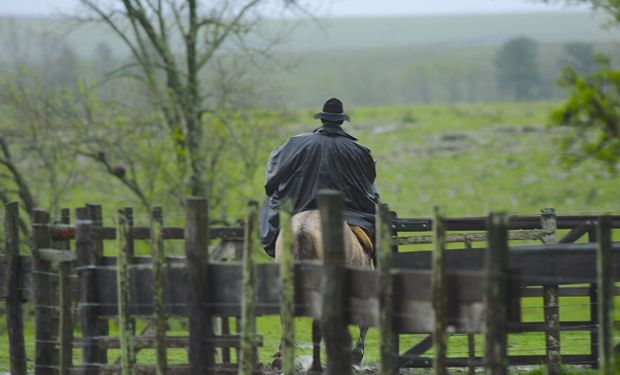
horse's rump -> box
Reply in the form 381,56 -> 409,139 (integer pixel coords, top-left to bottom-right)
274,210 -> 371,267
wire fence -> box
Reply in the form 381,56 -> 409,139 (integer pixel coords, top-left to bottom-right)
19,290 -> 612,368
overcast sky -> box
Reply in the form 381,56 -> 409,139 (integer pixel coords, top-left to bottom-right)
0,0 -> 588,17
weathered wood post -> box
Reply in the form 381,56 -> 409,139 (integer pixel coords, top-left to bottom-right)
150,206 -> 167,375
279,201 -> 295,375
597,215 -> 615,375
185,197 -> 214,375
239,201 -> 258,375
464,233 -> 475,375
124,207 -> 136,336
124,207 -> 135,257
467,335 -> 476,375
484,212 -> 508,375
588,226 -> 598,369
32,209 -> 57,375
388,210 -> 400,357
75,207 -> 99,375
432,206 -> 447,375
87,204 -> 108,363
58,256 -> 74,375
540,208 -> 560,375
464,230 -> 476,375
117,209 -> 135,375
4,201 -> 27,375
57,207 -> 73,375
377,203 -> 395,375
318,190 -> 352,375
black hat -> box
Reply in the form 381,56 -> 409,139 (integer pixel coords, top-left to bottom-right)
313,98 -> 351,122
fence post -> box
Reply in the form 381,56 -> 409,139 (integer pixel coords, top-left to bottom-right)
377,203 -> 395,375
75,207 -> 99,375
588,227 -> 599,369
58,258 -> 73,375
484,212 -> 508,375
318,190 -> 352,375
123,207 -> 136,336
279,201 -> 295,375
151,207 -> 167,375
87,204 -> 108,364
56,207 -> 73,375
117,209 -> 135,375
464,226 -> 475,375
432,206 -> 447,375
185,197 -> 214,375
388,210 -> 400,358
597,215 -> 615,375
32,209 -> 57,375
4,201 -> 27,375
540,208 -> 561,375
124,207 -> 134,258
239,201 -> 258,375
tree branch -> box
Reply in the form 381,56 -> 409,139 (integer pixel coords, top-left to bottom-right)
0,136 -> 37,214
78,150 -> 153,212
196,0 -> 262,71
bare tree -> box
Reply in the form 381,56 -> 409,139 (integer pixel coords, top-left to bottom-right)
0,71 -> 79,231
75,0 -> 308,198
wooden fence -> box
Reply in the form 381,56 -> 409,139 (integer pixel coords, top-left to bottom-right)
1,194 -> 619,375
390,209 -> 620,374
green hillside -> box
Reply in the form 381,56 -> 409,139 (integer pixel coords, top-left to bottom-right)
1,11 -> 619,107
265,42 -> 613,107
1,11 -> 615,59
259,11 -> 618,52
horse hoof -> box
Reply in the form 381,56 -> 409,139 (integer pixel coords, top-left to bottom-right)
270,352 -> 282,370
306,369 -> 323,375
351,345 -> 364,365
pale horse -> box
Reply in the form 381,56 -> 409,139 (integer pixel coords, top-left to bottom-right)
273,209 -> 373,371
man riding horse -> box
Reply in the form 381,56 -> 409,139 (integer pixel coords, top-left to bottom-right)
259,97 -> 380,367
259,97 -> 379,259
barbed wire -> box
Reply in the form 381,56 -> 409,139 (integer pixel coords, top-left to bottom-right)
26,297 -> 613,318
31,270 -> 60,278
45,205 -> 620,221
19,327 -> 607,372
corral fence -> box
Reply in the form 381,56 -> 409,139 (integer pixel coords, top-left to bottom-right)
1,192 -> 619,375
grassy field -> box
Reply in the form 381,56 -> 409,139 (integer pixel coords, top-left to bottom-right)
1,100 -> 619,374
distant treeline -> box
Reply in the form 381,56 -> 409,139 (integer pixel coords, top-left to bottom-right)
264,40 -> 618,108
0,12 -> 618,108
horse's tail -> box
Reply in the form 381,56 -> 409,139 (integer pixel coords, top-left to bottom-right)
293,228 -> 320,259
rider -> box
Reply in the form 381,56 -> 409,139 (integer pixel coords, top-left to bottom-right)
258,97 -> 380,259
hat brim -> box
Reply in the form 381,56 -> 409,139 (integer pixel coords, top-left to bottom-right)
313,112 -> 351,122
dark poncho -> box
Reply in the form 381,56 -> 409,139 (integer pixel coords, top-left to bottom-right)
259,124 -> 379,256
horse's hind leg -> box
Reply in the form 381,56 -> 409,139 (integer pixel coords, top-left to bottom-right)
270,341 -> 282,369
308,319 -> 323,374
352,325 -> 369,365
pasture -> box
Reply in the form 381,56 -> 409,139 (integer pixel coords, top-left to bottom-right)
18,100 -> 618,229
1,101 -> 619,374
